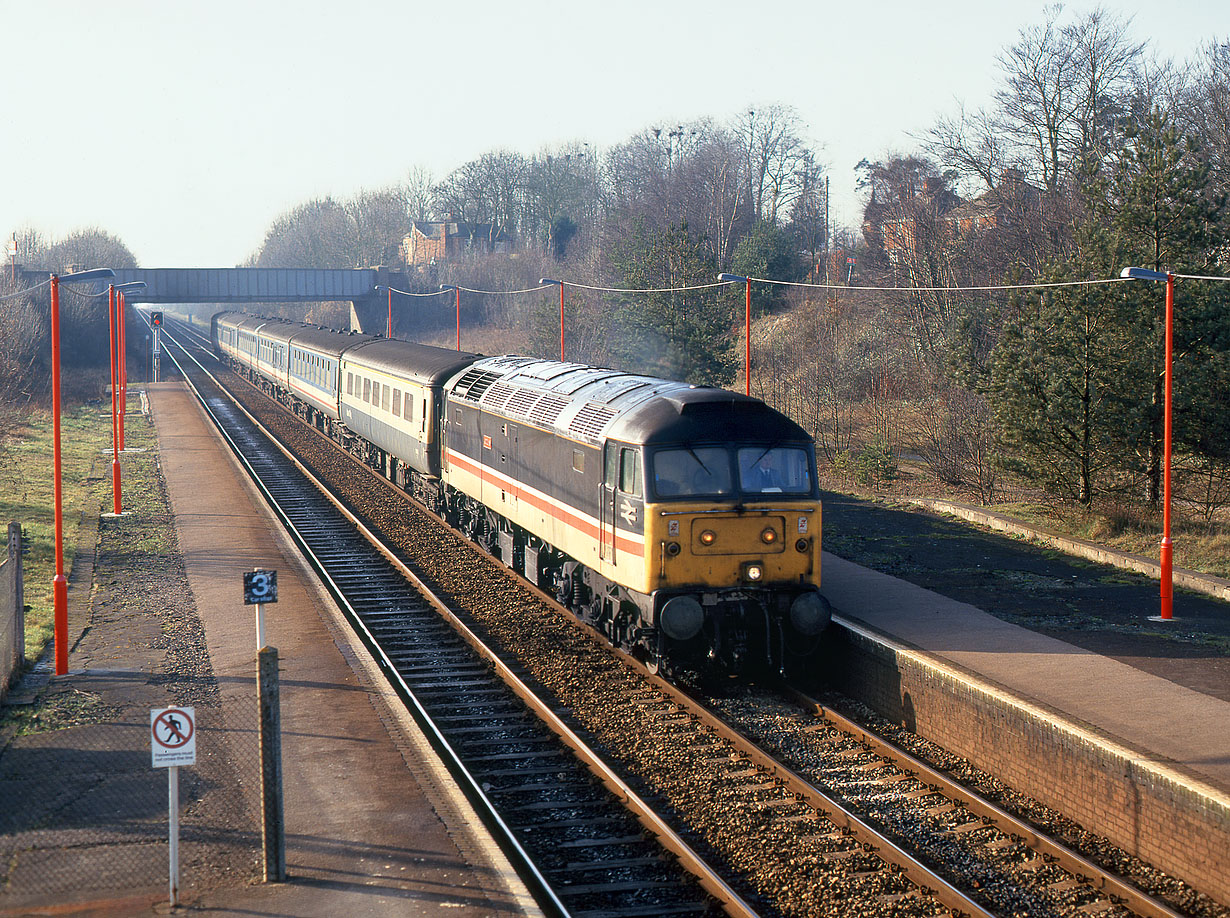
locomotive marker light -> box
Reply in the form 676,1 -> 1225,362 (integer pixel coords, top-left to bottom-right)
49,267 -> 115,675
1120,266 -> 1179,622
105,282 -> 146,517
540,278 -> 566,360
718,274 -> 753,396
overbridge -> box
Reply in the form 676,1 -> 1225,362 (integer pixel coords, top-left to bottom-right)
105,267 -> 412,333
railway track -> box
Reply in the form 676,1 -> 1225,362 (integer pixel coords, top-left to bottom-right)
159,319 -> 1213,918
162,329 -> 739,918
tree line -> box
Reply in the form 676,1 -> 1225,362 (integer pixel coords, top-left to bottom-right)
0,229 -> 137,406
5,8 -> 1228,521
844,9 -> 1229,516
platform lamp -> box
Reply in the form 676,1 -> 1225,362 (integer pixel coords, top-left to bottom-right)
1119,267 -> 1179,622
540,279 -> 565,361
439,285 -> 462,351
117,290 -> 129,450
50,267 -> 116,675
718,274 -> 752,396
106,282 -> 146,517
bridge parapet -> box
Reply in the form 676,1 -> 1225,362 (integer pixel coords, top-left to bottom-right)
108,267 -> 411,308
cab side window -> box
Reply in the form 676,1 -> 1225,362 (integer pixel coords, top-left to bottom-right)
619,448 -> 642,497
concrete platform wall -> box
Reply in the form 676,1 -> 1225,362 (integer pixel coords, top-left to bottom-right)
824,621 -> 1230,907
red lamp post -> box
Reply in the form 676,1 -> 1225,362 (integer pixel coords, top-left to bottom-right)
719,274 -> 752,396
540,279 -> 565,361
49,267 -> 115,675
1121,266 -> 1177,622
106,282 -> 146,516
118,291 -> 128,450
386,285 -> 393,338
439,285 -> 462,350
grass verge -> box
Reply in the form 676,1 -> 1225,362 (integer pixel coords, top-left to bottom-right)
0,397 -> 157,664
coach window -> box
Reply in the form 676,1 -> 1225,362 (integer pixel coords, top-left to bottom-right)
572,449 -> 584,473
347,372 -> 354,396
382,385 -> 391,412
392,389 -> 401,418
363,379 -> 371,403
619,448 -> 642,498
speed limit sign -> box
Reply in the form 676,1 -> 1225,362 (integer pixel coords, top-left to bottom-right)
244,570 -> 278,605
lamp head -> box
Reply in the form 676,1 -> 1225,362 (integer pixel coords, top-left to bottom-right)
718,273 -> 749,283
57,268 -> 116,283
1120,267 -> 1170,281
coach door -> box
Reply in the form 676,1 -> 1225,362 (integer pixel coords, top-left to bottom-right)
601,444 -> 618,563
601,444 -> 642,565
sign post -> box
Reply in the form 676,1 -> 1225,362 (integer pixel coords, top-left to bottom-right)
151,706 -> 196,907
243,569 -> 284,881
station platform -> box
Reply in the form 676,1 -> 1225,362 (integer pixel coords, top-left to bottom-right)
5,375 -> 1226,912
0,383 -> 541,917
821,552 -> 1230,906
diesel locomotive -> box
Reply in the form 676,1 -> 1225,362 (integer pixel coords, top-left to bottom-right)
212,311 -> 831,677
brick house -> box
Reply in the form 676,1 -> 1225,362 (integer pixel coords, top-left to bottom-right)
863,170 -> 1043,265
400,219 -> 511,267
941,169 -> 1042,237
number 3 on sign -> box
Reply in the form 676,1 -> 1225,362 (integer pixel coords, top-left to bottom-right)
244,570 -> 278,605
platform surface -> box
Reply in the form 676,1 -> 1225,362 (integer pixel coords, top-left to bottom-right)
149,382 -> 539,917
0,383 -> 540,917
822,552 -> 1230,796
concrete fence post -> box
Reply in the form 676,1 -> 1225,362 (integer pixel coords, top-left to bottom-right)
258,646 -> 285,882
1,523 -> 24,699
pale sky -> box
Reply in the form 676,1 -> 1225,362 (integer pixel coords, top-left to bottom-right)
1,0 -> 1224,268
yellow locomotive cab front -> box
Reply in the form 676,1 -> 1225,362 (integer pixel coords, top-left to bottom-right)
646,500 -> 822,592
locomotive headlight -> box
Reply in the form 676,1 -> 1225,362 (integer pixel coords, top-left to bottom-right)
742,562 -> 764,582
699,529 -> 717,546
665,541 -> 681,557
760,527 -> 778,545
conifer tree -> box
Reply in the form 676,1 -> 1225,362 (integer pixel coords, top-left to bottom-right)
989,109 -> 1227,505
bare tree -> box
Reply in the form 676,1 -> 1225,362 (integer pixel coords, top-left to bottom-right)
924,103 -> 1008,193
736,105 -> 809,223
346,186 -> 410,267
1187,39 -> 1230,192
405,165 -> 436,222
994,6 -> 1144,192
1067,8 -> 1146,172
255,198 -> 357,268
433,150 -> 528,246
787,150 -> 828,271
